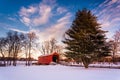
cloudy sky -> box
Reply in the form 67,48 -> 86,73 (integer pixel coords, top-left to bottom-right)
0,0 -> 120,42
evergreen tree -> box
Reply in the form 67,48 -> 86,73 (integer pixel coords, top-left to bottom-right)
63,9 -> 110,68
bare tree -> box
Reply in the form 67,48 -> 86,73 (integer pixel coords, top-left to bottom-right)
0,38 -> 7,66
5,31 -> 26,66
27,32 -> 36,66
112,29 -> 120,63
0,31 -> 37,66
39,38 -> 56,55
22,39 -> 29,66
12,32 -> 26,66
18,33 -> 29,66
41,44 -> 46,55
54,45 -> 63,53
6,31 -> 13,66
39,38 -> 63,55
50,38 -> 57,53
39,41 -> 50,55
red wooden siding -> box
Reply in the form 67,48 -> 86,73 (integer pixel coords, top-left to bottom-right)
38,52 -> 59,65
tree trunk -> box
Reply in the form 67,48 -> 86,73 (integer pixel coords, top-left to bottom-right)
28,39 -> 31,66
82,61 -> 89,68
81,57 -> 90,68
25,52 -> 28,66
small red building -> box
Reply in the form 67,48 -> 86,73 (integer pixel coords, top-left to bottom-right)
38,52 -> 59,65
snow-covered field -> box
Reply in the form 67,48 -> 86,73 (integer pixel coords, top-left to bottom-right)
0,65 -> 120,80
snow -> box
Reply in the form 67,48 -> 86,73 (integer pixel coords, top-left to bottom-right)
89,62 -> 120,67
0,65 -> 120,80
67,62 -> 120,68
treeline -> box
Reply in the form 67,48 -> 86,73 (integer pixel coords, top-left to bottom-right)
0,57 -> 36,61
0,31 -> 63,66
0,31 -> 36,66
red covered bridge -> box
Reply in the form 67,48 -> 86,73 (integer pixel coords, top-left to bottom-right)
38,52 -> 59,65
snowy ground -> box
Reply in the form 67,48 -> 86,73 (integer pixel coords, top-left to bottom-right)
69,62 -> 120,68
0,65 -> 120,80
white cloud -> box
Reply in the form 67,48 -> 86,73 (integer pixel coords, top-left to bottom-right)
112,0 -> 117,3
19,0 -> 53,27
8,17 -> 17,22
93,0 -> 120,38
20,17 -> 31,26
108,0 -> 117,5
57,13 -> 71,23
0,23 -> 12,29
18,0 -> 72,43
93,0 -> 120,28
57,7 -> 67,14
0,23 -> 28,34
19,6 -> 37,17
32,4 -> 52,26
8,28 -> 28,34
35,13 -> 71,42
